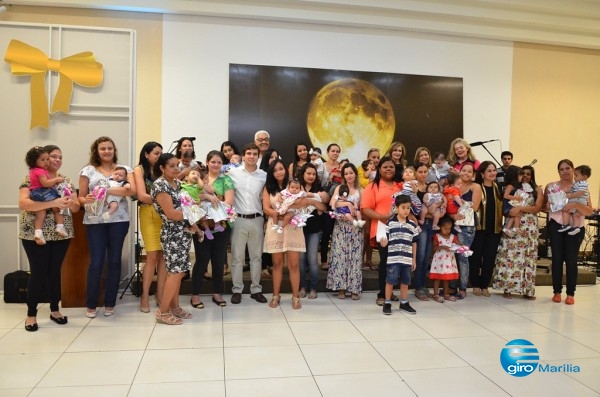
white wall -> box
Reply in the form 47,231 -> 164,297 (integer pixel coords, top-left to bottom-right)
162,15 -> 513,162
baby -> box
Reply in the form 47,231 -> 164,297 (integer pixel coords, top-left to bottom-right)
502,167 -> 532,237
361,159 -> 376,181
443,173 -> 466,233
181,169 -> 225,239
274,179 -> 307,233
103,167 -> 131,220
310,147 -> 325,182
334,184 -> 365,227
221,154 -> 242,174
558,165 -> 592,236
420,181 -> 447,230
431,152 -> 452,185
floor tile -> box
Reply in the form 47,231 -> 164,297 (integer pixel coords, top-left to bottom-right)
38,351 -> 143,387
289,320 -> 366,344
351,318 -> 432,341
0,326 -> 83,353
316,372 -> 416,397
400,366 -> 510,396
0,353 -> 61,388
147,322 -> 223,349
134,348 -> 224,383
66,325 -> 153,352
301,342 -> 393,375
129,381 -> 225,397
410,315 -> 493,338
438,335 -> 511,365
224,322 -> 297,347
226,377 -> 321,397
225,345 -> 310,379
28,385 -> 129,397
467,313 -> 551,336
373,339 -> 467,371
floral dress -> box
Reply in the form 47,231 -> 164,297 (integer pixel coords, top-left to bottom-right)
429,234 -> 460,280
492,192 -> 538,297
326,191 -> 363,294
151,178 -> 192,273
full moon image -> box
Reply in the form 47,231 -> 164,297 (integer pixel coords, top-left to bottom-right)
307,78 -> 395,163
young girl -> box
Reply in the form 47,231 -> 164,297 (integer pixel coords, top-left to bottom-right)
420,181 -> 447,230
180,169 -> 223,239
429,216 -> 460,302
25,146 -> 67,245
443,172 -> 465,233
103,167 -> 131,220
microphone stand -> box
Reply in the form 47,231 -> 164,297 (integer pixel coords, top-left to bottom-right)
477,142 -> 502,167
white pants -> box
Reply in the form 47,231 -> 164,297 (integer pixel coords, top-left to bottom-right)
230,217 -> 264,294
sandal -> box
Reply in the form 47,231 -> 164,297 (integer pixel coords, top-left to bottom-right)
455,290 -> 466,300
292,297 -> 302,310
321,263 -> 329,271
481,289 -> 491,297
308,290 -> 317,299
524,295 -> 536,301
361,261 -> 373,271
432,295 -> 445,303
155,310 -> 183,325
472,288 -> 482,296
376,297 -> 385,306
351,293 -> 360,300
170,307 -> 192,319
443,294 -> 457,302
269,295 -> 280,308
338,290 -> 346,299
503,291 -> 512,299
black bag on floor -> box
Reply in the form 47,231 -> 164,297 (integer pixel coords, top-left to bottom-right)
4,270 -> 30,303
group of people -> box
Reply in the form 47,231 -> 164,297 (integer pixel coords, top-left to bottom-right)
18,133 -> 595,329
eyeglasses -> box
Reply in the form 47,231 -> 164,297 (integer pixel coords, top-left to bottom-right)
256,138 -> 269,142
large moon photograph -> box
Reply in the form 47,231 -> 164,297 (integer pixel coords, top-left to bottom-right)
228,64 -> 463,164
307,78 -> 395,162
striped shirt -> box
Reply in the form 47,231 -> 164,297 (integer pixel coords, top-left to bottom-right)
386,216 -> 419,266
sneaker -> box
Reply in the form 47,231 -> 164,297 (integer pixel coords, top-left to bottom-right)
399,302 -> 416,314
382,303 -> 392,315
271,224 -> 279,231
565,295 -> 575,305
552,293 -> 562,303
557,225 -> 571,233
34,230 -> 46,245
55,224 -> 68,237
567,227 -> 581,236
352,220 -> 359,227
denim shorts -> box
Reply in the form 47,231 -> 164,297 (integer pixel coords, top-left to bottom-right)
386,263 -> 411,286
30,188 -> 60,202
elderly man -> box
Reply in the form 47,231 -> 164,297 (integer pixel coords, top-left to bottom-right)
227,143 -> 268,304
254,130 -> 270,165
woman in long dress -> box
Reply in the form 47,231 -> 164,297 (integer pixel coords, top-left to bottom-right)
493,165 -> 544,299
326,163 -> 364,300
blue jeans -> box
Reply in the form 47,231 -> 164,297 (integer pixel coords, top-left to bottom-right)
450,226 -> 476,291
300,231 -> 321,291
414,219 -> 434,291
85,221 -> 130,309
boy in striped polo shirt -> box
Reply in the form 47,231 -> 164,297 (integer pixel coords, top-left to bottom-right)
380,195 -> 419,315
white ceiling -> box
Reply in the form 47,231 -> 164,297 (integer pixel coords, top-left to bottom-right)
4,0 -> 600,49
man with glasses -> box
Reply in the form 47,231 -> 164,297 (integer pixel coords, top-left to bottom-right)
254,130 -> 271,165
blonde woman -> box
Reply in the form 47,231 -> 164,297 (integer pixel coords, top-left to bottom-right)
447,138 -> 480,172
386,141 -> 408,182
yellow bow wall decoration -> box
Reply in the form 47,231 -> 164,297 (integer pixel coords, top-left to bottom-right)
4,39 -> 104,129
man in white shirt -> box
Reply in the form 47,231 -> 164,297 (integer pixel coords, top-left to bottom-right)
228,143 -> 268,304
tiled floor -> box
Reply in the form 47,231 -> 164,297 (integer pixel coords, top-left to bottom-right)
1,283 -> 600,397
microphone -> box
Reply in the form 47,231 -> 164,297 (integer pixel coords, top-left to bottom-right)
529,159 -> 537,166
469,139 -> 499,147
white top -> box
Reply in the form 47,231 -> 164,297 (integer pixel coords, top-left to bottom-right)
80,164 -> 133,224
228,166 -> 267,215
